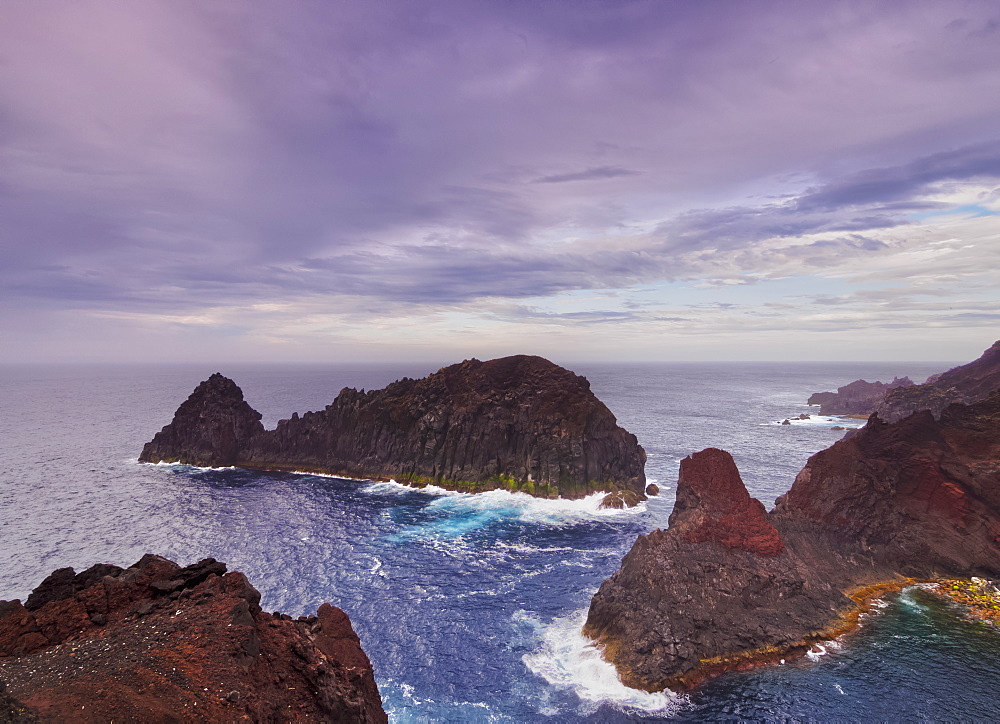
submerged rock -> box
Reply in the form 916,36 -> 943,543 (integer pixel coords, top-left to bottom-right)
586,352 -> 1000,691
598,489 -> 642,509
140,355 -> 647,502
0,556 -> 386,723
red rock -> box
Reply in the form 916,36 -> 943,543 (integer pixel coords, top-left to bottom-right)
0,556 -> 386,723
671,449 -> 784,556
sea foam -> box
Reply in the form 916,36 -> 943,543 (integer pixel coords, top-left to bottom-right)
520,609 -> 681,715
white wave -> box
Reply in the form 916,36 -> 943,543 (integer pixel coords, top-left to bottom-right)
520,610 -> 682,716
385,488 -> 648,541
362,479 -> 464,498
806,643 -> 829,661
769,415 -> 867,429
141,460 -> 237,471
424,489 -> 647,526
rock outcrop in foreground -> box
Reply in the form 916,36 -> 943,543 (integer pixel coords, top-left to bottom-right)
0,556 -> 386,723
585,351 -> 1000,691
140,355 -> 647,501
807,376 -> 914,415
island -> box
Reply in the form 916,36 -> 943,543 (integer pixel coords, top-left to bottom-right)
139,355 -> 647,504
807,376 -> 914,415
584,339 -> 1000,691
0,556 -> 386,722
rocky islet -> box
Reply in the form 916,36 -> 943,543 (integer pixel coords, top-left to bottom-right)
140,354 -> 647,502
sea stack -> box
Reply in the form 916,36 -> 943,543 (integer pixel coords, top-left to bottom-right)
585,341 -> 1000,691
140,355 -> 647,501
0,556 -> 386,722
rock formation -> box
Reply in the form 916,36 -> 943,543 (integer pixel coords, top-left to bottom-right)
585,385 -> 1000,691
876,339 -> 1000,422
0,556 -> 386,723
140,355 -> 647,501
807,376 -> 914,415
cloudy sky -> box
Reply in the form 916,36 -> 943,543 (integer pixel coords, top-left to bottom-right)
2,0 -> 999,364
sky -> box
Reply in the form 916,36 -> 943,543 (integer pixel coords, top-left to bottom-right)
2,0 -> 999,364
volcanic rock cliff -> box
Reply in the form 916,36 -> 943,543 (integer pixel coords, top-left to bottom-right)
807,376 -> 914,415
585,386 -> 1000,691
876,339 -> 1000,423
140,355 -> 647,500
0,555 -> 386,723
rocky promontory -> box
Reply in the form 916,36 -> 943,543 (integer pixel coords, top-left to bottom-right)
0,556 -> 386,722
807,376 -> 914,415
586,357 -> 1000,690
876,339 -> 1000,423
140,355 -> 647,501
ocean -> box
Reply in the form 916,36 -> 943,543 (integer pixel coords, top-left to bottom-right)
3,361 -> 1000,721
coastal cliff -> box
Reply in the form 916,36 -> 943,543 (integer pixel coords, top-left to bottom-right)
0,556 -> 386,723
586,376 -> 1000,691
807,376 -> 913,415
876,339 -> 1000,423
140,355 -> 647,500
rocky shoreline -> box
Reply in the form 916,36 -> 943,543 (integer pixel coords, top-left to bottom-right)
585,340 -> 1000,692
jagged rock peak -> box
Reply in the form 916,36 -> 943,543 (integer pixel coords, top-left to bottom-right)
670,448 -> 784,556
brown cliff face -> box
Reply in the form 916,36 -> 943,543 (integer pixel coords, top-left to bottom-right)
140,355 -> 647,500
876,339 -> 1000,423
586,384 -> 1000,691
806,377 -> 913,415
0,556 -> 386,723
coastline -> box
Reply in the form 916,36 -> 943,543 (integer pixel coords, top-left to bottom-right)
139,458 -> 635,502
598,575 -> 1000,694
596,577 -> 930,693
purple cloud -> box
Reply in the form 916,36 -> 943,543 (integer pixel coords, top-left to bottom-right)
2,0 -> 1000,360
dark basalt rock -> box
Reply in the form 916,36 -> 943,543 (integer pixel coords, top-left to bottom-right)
807,376 -> 914,415
586,382 -> 1000,691
0,556 -> 386,723
876,339 -> 1000,423
140,355 -> 647,501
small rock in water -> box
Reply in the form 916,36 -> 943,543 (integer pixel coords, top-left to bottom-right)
781,419 -> 791,425
599,490 -> 641,509
645,483 -> 659,496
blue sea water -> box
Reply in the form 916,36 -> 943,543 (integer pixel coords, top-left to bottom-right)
3,361 -> 1000,721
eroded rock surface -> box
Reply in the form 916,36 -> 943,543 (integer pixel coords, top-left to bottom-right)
0,556 -> 386,723
586,388 -> 1000,691
141,355 -> 647,500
